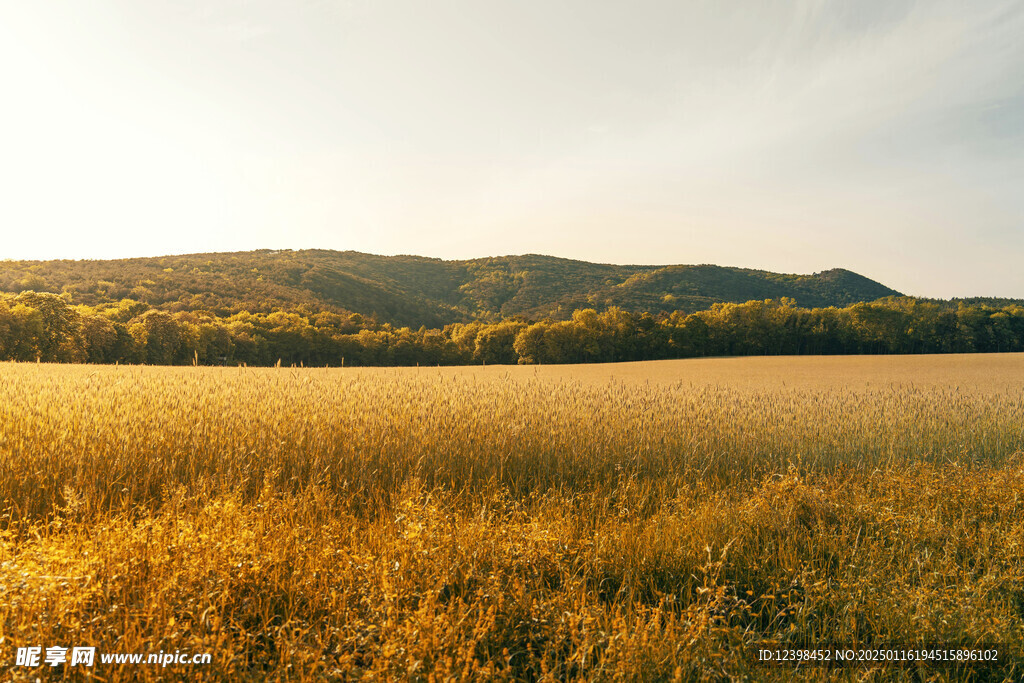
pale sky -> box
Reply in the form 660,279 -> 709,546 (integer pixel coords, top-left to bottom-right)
1,1 -> 1022,298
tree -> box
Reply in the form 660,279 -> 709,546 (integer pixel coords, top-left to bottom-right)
11,292 -> 83,361
475,321 -> 526,364
129,311 -> 183,365
79,315 -> 119,363
513,322 -> 548,364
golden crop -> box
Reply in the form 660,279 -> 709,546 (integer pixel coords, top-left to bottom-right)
2,355 -> 1024,681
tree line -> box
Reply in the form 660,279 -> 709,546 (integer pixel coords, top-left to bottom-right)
1,291 -> 1023,367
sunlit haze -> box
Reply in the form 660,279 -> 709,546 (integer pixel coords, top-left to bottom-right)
1,1 -> 1022,298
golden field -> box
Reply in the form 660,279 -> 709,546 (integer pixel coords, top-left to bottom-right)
2,355 -> 1024,681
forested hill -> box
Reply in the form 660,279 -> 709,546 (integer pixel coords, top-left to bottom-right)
0,249 -> 900,326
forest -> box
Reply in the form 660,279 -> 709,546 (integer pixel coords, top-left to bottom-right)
2,290 -> 1022,367
0,249 -> 903,326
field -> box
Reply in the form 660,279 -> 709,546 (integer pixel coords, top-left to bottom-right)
2,354 -> 1024,681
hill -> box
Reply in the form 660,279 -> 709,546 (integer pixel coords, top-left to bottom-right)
0,249 -> 901,326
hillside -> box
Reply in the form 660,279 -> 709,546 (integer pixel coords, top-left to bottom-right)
0,250 -> 901,326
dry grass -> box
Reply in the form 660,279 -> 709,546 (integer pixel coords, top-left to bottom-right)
2,355 -> 1024,681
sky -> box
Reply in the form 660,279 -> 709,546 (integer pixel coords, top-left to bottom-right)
0,1 -> 1022,298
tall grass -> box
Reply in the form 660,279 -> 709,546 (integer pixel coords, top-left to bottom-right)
2,358 -> 1024,680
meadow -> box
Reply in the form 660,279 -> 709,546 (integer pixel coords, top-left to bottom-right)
2,354 -> 1024,681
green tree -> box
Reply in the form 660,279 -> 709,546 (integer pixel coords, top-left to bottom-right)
474,321 -> 526,364
130,311 -> 183,365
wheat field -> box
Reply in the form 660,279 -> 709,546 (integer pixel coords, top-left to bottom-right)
2,355 -> 1024,681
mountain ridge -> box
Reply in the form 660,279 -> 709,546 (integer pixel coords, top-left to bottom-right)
0,249 -> 902,327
